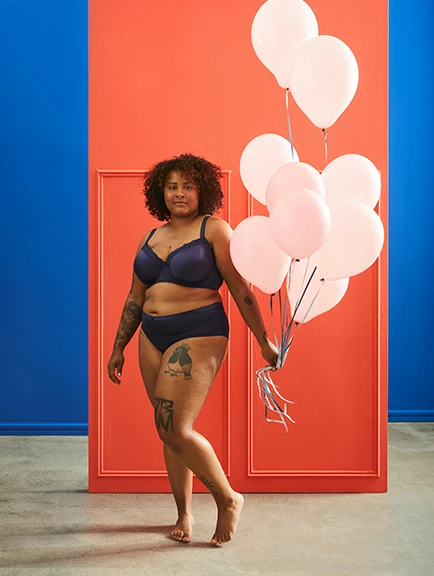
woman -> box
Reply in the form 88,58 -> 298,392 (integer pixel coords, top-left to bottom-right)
107,153 -> 279,546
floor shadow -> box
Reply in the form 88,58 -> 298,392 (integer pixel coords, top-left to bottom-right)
0,523 -> 174,539
0,525 -> 219,567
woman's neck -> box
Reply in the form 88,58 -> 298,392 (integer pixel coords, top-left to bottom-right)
167,211 -> 201,231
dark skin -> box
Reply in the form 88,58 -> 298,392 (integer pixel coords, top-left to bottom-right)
107,170 -> 278,546
108,171 -> 279,384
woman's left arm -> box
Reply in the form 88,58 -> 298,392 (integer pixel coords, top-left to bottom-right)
207,217 -> 279,368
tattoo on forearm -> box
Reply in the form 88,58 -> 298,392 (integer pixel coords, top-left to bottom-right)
114,299 -> 142,350
154,397 -> 174,433
263,331 -> 268,344
164,343 -> 193,380
244,296 -> 252,305
198,474 -> 219,496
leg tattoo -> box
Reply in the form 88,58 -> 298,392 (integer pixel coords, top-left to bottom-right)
165,343 -> 193,380
197,474 -> 219,496
154,397 -> 174,433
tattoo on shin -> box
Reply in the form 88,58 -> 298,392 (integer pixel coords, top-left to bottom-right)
198,474 -> 219,496
164,343 -> 193,380
154,397 -> 174,433
244,296 -> 252,305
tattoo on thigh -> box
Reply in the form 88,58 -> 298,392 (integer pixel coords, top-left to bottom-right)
244,296 -> 252,305
197,474 -> 218,496
164,343 -> 193,380
154,397 -> 174,433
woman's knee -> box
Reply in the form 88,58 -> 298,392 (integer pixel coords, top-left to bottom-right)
153,399 -> 192,446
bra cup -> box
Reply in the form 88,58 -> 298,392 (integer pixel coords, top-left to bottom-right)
169,242 -> 215,284
134,249 -> 162,285
133,237 -> 222,288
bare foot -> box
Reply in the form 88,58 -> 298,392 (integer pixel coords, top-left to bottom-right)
170,514 -> 195,544
210,492 -> 244,546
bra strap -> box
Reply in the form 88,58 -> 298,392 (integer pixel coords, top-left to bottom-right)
200,215 -> 211,237
145,229 -> 157,244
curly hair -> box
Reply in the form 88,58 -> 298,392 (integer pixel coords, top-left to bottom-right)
143,153 -> 224,221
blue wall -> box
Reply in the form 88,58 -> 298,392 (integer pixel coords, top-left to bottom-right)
0,1 -> 432,434
388,0 -> 434,421
0,1 -> 88,434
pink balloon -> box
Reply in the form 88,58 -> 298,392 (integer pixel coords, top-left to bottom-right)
269,188 -> 332,259
289,35 -> 359,128
322,154 -> 381,209
240,134 -> 299,205
289,258 -> 349,323
266,161 -> 326,212
313,204 -> 384,280
251,0 -> 318,89
229,215 -> 290,294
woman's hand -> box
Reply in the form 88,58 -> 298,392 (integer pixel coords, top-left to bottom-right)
107,349 -> 125,385
261,340 -> 279,370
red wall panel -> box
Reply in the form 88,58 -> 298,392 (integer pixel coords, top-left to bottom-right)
89,0 -> 387,492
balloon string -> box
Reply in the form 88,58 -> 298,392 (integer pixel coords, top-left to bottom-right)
282,264 -> 317,347
322,128 -> 328,167
294,258 -> 311,311
280,261 -> 296,352
282,279 -> 325,359
269,293 -> 281,368
285,89 -> 295,161
256,270 -> 326,432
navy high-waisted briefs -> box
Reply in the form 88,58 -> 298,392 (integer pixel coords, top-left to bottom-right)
140,302 -> 229,354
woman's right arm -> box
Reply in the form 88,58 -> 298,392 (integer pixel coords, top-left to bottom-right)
107,232 -> 150,384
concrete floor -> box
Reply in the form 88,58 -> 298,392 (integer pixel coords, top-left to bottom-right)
0,423 -> 433,576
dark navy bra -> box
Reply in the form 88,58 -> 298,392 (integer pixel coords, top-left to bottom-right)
133,215 -> 223,290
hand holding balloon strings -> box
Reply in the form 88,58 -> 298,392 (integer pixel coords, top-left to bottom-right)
255,258 -> 326,434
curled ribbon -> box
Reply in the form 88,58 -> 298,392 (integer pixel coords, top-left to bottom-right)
255,258 -> 326,434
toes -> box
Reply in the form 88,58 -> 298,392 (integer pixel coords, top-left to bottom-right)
171,529 -> 190,543
211,531 -> 232,545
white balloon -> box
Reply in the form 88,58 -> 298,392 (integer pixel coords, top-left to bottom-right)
322,154 -> 381,209
269,188 -> 332,259
240,134 -> 299,205
266,161 -> 326,212
230,215 -> 290,294
289,35 -> 359,128
313,204 -> 384,280
251,0 -> 319,89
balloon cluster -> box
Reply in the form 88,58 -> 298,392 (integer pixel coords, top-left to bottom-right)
230,0 -> 385,432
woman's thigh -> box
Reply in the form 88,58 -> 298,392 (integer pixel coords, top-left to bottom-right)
153,335 -> 228,438
138,328 -> 163,404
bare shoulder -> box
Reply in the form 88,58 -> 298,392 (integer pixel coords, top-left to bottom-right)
134,226 -> 159,256
204,215 -> 233,244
